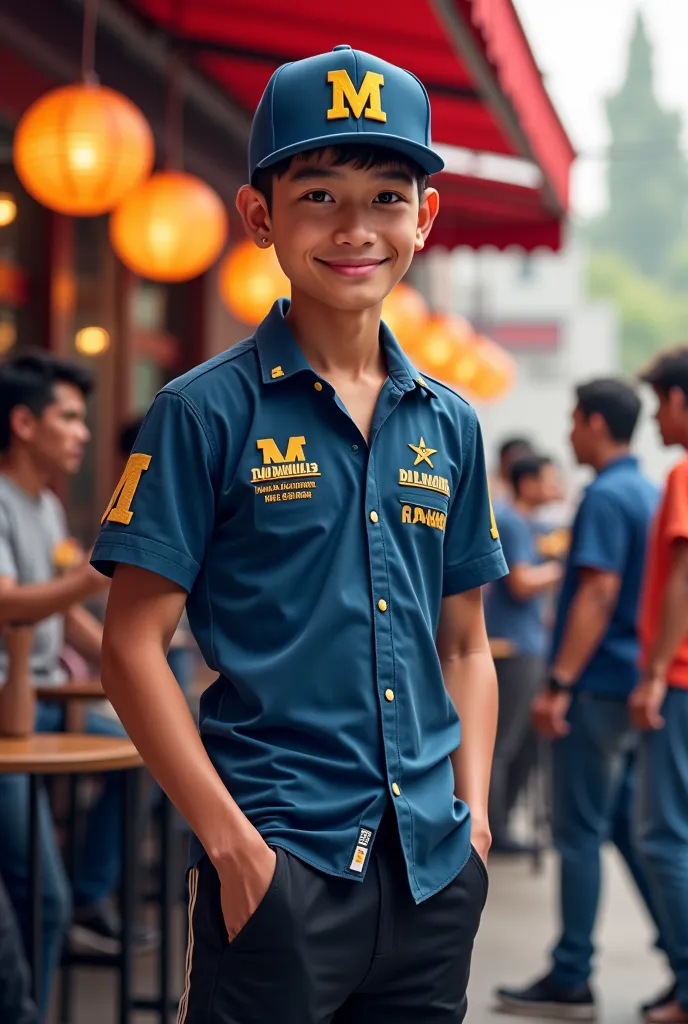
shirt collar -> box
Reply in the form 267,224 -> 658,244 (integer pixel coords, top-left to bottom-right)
597,454 -> 638,477
254,298 -> 437,398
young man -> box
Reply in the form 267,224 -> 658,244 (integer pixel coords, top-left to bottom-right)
490,435 -> 535,505
0,351 -> 134,1009
496,378 -> 663,1021
93,46 -> 507,1023
631,348 -> 688,1024
485,454 -> 563,854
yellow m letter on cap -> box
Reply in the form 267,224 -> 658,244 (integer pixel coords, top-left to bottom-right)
101,453 -> 151,525
327,70 -> 387,124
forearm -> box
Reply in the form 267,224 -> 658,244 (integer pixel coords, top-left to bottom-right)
443,647 -> 498,825
65,605 -> 103,665
101,635 -> 254,862
0,572 -> 98,626
0,628 -> 35,737
551,585 -> 614,684
646,562 -> 688,676
507,561 -> 562,602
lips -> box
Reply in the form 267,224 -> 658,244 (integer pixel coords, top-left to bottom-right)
316,257 -> 387,278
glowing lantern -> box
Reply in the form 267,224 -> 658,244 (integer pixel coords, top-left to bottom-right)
0,321 -> 16,355
468,336 -> 516,401
0,194 -> 17,227
13,84 -> 154,216
76,326 -> 109,356
381,283 -> 428,356
110,171 -> 228,283
415,314 -> 476,381
219,237 -> 290,325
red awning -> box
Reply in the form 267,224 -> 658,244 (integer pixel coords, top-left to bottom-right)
123,0 -> 575,251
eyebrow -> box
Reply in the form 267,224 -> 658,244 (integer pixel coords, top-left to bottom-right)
287,165 -> 416,186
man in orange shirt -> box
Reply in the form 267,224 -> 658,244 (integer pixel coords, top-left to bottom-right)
631,348 -> 688,1024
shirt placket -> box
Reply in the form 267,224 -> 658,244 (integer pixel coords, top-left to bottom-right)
365,381 -> 412,812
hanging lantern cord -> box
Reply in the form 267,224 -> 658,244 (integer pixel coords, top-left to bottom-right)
81,0 -> 100,85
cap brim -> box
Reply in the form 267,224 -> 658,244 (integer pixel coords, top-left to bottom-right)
254,131 -> 445,176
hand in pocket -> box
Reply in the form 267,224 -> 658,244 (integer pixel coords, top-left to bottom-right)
215,836 -> 277,942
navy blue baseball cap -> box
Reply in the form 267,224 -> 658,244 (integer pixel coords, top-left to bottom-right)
249,45 -> 445,180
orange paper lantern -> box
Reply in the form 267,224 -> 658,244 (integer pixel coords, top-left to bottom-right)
468,336 -> 516,401
381,282 -> 428,356
14,83 -> 154,216
219,238 -> 290,325
110,171 -> 228,282
415,314 -> 476,381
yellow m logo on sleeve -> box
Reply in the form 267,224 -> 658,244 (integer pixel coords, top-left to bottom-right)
101,453 -> 152,525
327,70 -> 387,124
256,436 -> 307,465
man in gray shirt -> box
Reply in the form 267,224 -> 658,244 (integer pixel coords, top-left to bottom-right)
0,350 -> 135,1012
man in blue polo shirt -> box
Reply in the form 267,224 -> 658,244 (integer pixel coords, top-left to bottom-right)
496,379 -> 665,1021
92,46 -> 507,1023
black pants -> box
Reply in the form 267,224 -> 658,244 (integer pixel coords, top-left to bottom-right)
489,653 -> 544,842
177,817 -> 488,1023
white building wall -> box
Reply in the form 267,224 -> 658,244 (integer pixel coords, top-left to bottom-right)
413,245 -> 677,491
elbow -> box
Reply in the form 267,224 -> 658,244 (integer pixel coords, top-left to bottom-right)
100,628 -> 132,698
506,581 -> 530,603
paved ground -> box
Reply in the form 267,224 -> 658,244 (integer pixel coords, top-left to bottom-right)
470,847 -> 668,1023
52,845 -> 670,1024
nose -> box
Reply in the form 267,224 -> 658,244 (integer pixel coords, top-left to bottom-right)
331,203 -> 377,248
80,423 -> 91,444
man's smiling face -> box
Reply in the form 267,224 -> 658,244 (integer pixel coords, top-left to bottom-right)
250,148 -> 438,313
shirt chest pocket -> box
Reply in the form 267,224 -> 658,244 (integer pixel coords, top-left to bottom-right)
397,492 -> 450,536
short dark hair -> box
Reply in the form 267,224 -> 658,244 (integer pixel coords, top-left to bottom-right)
0,349 -> 93,452
252,143 -> 430,212
498,436 -> 534,463
640,347 -> 688,398
509,454 -> 552,495
575,378 -> 641,444
119,417 -> 145,459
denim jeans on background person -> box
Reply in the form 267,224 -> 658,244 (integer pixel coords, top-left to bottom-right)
549,693 -> 665,989
0,873 -> 39,1024
637,688 -> 688,1009
0,701 -> 127,1016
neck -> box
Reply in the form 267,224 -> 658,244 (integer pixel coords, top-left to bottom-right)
0,449 -> 50,499
285,290 -> 386,380
591,444 -> 631,474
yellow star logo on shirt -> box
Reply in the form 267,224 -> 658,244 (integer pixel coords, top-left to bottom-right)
408,437 -> 437,468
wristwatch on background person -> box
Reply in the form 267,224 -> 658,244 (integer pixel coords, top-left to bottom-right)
547,673 -> 575,694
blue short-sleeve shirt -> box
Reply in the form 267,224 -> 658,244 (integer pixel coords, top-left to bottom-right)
550,456 -> 658,696
485,503 -> 546,656
92,299 -> 507,902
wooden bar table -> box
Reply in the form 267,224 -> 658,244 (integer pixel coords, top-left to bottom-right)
36,682 -> 178,1023
0,734 -> 142,1021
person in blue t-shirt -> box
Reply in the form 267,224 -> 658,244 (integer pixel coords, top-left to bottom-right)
486,454 -> 564,853
496,378 -> 666,1022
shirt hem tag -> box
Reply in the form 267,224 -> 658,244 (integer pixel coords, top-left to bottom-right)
348,825 -> 375,873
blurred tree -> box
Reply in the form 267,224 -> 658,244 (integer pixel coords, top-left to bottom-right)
588,12 -> 688,280
588,252 -> 688,373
